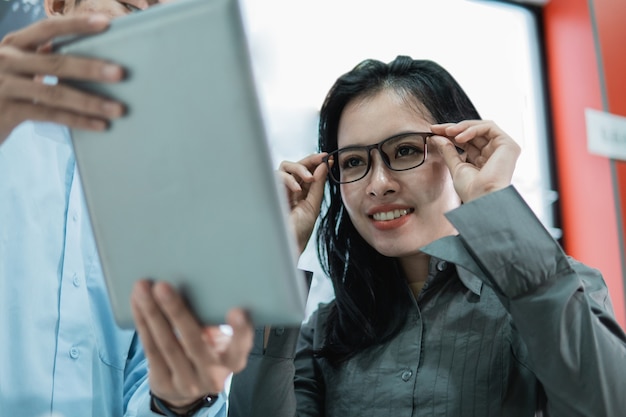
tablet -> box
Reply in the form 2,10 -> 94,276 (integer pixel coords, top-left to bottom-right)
55,0 -> 307,328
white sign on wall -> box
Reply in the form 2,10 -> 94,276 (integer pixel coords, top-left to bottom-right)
586,108 -> 626,161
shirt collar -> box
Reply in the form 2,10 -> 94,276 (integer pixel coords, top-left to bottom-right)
422,235 -> 484,296
32,121 -> 71,146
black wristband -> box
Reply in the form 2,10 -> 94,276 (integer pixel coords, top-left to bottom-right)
150,391 -> 219,417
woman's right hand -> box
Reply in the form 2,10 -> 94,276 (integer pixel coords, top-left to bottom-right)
0,15 -> 126,145
277,153 -> 328,254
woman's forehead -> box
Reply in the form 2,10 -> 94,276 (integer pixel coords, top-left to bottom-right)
337,90 -> 432,146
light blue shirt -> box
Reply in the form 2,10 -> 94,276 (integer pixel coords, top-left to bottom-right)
0,121 -> 226,417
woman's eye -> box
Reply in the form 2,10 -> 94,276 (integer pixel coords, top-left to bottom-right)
395,145 -> 419,158
341,156 -> 366,170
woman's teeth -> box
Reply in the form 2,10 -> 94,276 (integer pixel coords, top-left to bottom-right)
372,209 -> 411,221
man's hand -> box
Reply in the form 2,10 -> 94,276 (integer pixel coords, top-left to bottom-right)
0,14 -> 125,144
130,280 -> 254,410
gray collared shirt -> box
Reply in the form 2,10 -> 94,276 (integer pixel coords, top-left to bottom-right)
229,186 -> 626,417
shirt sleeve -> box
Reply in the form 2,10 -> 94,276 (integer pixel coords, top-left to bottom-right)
444,185 -> 626,417
230,309 -> 329,417
228,326 -> 300,417
228,270 -> 323,417
292,309 -> 326,417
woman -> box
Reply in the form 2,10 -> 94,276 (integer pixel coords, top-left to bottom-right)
228,56 -> 626,417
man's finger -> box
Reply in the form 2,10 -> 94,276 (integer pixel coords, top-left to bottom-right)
130,283 -> 171,382
133,281 -> 199,392
2,15 -> 110,50
222,308 -> 254,373
152,282 -> 211,373
0,46 -> 124,82
2,74 -> 124,118
0,101 -> 108,142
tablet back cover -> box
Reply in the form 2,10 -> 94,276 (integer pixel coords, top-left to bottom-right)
58,0 -> 307,328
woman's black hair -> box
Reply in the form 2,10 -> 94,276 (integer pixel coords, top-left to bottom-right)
316,56 -> 481,365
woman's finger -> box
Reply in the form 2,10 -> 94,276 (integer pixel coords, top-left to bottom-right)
277,170 -> 303,193
430,135 -> 467,177
303,162 -> 328,211
279,160 -> 313,182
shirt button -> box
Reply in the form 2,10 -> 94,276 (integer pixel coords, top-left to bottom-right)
274,327 -> 285,336
401,370 -> 413,381
436,261 -> 448,272
72,274 -> 81,287
69,347 -> 80,359
72,211 -> 78,222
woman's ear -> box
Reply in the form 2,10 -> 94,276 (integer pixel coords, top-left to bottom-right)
44,0 -> 67,16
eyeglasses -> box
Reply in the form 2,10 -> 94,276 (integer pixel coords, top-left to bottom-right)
322,132 -> 434,184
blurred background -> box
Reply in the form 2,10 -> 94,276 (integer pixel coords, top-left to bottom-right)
0,0 -> 557,236
0,0 -> 45,33
2,0 -> 624,326
238,0 -> 556,314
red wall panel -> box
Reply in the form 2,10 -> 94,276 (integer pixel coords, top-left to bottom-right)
544,0 -> 625,327
594,0 -> 626,117
593,0 -> 626,326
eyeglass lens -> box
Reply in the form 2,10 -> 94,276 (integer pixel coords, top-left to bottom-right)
328,133 -> 427,184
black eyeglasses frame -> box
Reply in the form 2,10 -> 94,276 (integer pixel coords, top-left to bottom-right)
322,132 -> 436,185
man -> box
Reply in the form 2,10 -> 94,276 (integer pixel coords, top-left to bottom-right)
0,1 -> 253,416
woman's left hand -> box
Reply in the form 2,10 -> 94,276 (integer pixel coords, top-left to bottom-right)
430,120 -> 521,203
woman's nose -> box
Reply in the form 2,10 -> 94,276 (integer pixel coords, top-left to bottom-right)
365,151 -> 397,197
